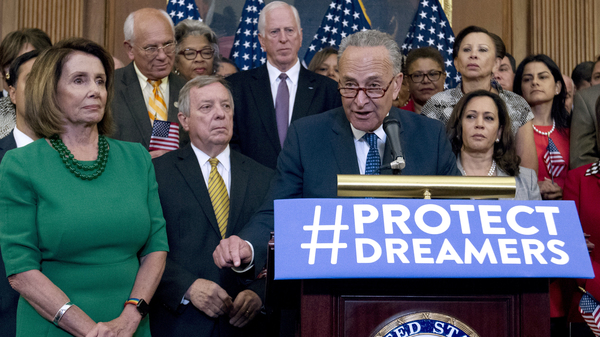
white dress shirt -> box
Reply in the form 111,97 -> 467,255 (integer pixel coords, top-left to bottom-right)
351,124 -> 387,174
181,144 -> 254,305
13,126 -> 34,148
191,143 -> 232,195
267,59 -> 301,124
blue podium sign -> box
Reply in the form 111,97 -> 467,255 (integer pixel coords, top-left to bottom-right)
274,199 -> 594,280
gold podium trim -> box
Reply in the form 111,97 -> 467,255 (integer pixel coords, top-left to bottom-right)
337,175 -> 516,199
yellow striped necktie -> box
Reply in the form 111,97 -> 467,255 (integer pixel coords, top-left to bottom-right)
148,79 -> 168,122
208,158 -> 229,238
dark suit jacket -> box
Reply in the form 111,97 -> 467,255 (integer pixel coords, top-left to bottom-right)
227,64 -> 342,169
149,145 -> 274,337
270,106 -> 460,198
570,84 -> 600,169
110,62 -> 189,149
0,130 -> 16,164
0,130 -> 19,336
248,106 -> 460,233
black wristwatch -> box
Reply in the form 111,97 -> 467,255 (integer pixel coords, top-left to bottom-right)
136,299 -> 150,318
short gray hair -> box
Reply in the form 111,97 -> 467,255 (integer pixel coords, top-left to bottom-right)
258,1 -> 301,36
178,76 -> 233,117
338,30 -> 403,75
124,9 -> 174,42
175,19 -> 220,71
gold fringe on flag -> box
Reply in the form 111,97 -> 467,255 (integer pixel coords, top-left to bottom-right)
439,0 -> 452,27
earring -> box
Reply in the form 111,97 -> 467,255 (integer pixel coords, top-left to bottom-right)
495,138 -> 500,143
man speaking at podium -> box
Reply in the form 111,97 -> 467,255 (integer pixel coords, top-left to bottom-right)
213,29 -> 459,272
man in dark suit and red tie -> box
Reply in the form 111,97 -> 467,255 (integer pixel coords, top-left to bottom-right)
226,1 -> 342,169
150,76 -> 273,337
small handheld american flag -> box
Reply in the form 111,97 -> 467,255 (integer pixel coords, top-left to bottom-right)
149,120 -> 180,152
580,290 -> 600,336
543,137 -> 566,179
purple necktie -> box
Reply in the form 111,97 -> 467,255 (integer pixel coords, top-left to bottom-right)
275,73 -> 289,148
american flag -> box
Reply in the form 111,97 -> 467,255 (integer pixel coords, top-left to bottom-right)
166,0 -> 201,25
229,0 -> 266,71
580,291 -> 600,336
303,0 -> 371,65
402,0 -> 458,89
543,137 -> 566,178
149,120 -> 180,152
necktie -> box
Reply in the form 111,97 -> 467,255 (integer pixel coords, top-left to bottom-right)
208,158 -> 229,238
275,73 -> 289,148
148,79 -> 168,122
364,133 -> 380,175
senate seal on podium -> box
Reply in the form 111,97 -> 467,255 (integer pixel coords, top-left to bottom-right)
371,312 -> 480,337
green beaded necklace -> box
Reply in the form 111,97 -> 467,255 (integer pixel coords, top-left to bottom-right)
49,134 -> 109,181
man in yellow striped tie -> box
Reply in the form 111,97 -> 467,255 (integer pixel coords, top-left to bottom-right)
111,8 -> 188,158
150,75 -> 274,336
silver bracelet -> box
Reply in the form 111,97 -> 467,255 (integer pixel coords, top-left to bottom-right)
53,301 -> 73,326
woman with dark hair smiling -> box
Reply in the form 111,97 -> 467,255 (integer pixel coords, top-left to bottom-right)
447,90 -> 540,200
513,54 -> 570,200
422,25 -> 538,174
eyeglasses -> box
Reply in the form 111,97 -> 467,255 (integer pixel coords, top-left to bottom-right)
137,42 -> 177,59
178,48 -> 215,60
407,70 -> 443,83
338,77 -> 395,99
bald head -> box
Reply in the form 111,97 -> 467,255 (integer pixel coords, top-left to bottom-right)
124,8 -> 176,80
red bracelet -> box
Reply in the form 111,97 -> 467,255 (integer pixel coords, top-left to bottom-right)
124,298 -> 140,308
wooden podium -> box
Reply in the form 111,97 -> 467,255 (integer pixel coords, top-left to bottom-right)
267,239 -> 551,336
299,278 -> 549,336
267,176 -> 591,336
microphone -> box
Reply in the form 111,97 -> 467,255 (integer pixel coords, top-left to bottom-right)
382,116 -> 406,170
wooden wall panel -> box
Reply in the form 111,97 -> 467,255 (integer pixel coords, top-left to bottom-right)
16,0 -> 84,43
452,0 -> 504,40
530,0 -> 600,76
509,0 -> 530,63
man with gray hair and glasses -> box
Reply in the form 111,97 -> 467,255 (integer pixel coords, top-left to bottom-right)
111,8 -> 188,158
213,29 -> 460,291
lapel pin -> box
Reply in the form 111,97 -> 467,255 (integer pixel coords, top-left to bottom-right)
174,102 -> 179,108
308,87 -> 314,90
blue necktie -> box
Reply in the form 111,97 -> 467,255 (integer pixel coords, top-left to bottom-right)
364,133 -> 380,175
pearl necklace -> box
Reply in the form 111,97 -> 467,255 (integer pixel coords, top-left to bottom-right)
532,119 -> 555,136
460,160 -> 497,176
